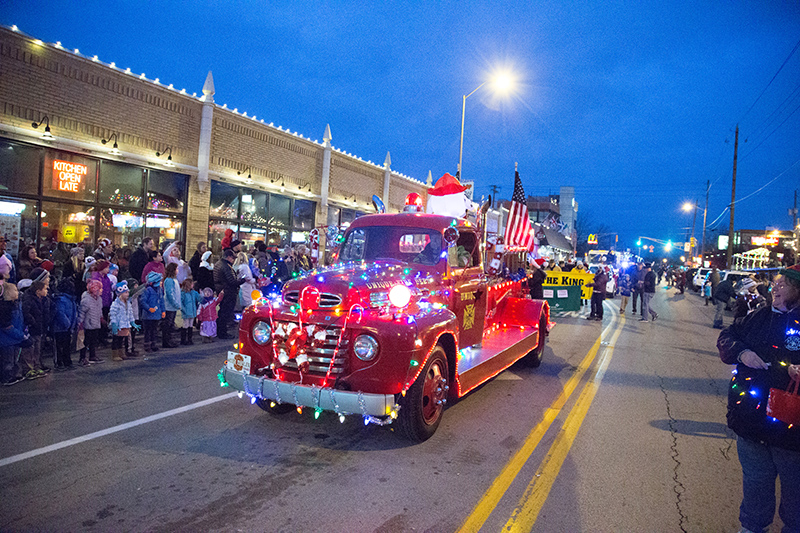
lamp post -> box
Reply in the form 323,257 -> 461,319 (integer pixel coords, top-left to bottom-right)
682,201 -> 698,262
457,72 -> 514,179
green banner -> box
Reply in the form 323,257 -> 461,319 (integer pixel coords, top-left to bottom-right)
542,285 -> 582,312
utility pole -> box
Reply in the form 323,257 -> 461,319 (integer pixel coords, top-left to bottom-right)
700,179 -> 709,267
489,184 -> 499,209
726,125 -> 738,269
792,190 -> 799,256
690,198 -> 698,259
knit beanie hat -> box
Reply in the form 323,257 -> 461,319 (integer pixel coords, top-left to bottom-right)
779,264 -> 800,283
17,278 -> 33,291
146,271 -> 163,285
115,281 -> 129,295
70,246 -> 84,257
84,256 -> 96,268
109,263 -> 119,273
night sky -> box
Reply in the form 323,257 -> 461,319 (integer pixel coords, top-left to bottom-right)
3,1 -> 798,251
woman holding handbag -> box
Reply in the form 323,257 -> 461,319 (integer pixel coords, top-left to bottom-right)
717,264 -> 800,533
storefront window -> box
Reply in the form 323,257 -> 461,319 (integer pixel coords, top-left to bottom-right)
99,161 -> 144,207
148,170 -> 187,213
39,202 -> 94,278
293,199 -> 315,230
208,220 -> 237,256
210,181 -> 239,219
270,194 -> 291,226
43,149 -> 97,202
241,191 -> 268,225
98,208 -> 143,248
0,140 -> 41,196
238,225 -> 268,251
268,227 -> 289,250
0,196 -> 39,260
144,213 -> 182,250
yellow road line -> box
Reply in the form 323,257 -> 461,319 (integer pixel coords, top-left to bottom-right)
503,314 -> 625,532
457,312 -> 619,533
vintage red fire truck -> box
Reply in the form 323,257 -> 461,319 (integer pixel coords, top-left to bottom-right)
219,205 -> 550,441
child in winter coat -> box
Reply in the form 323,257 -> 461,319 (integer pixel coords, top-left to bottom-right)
0,283 -> 27,385
126,278 -> 146,358
77,279 -> 105,365
51,277 -> 78,369
197,288 -> 224,343
140,271 -> 164,352
109,281 -> 138,361
162,263 -> 181,348
90,259 -> 113,346
179,278 -> 201,345
20,279 -> 51,378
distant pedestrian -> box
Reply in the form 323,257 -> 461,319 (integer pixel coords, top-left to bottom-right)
640,263 -> 658,322
214,249 -> 243,339
712,277 -> 736,329
77,279 -> 105,365
20,280 -> 51,378
140,272 -> 164,353
586,267 -> 608,321
179,278 -> 201,345
188,242 -> 207,280
618,272 -> 632,315
51,278 -> 78,370
196,251 -> 215,292
162,262 -> 181,348
109,281 -> 137,361
0,283 -> 26,385
631,262 -> 645,315
129,237 -> 154,282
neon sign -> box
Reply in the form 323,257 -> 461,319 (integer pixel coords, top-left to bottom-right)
751,235 -> 779,246
53,159 -> 87,193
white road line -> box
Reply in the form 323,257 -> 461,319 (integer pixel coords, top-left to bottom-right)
0,392 -> 238,468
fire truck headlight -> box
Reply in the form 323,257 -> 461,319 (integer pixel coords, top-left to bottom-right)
251,321 -> 271,345
353,334 -> 379,361
388,284 -> 411,308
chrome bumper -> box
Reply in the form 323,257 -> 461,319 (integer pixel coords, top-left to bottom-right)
221,364 -> 396,418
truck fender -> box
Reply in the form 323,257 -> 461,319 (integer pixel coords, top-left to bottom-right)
401,309 -> 459,394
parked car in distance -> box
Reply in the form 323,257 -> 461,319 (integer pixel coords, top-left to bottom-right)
692,268 -> 711,291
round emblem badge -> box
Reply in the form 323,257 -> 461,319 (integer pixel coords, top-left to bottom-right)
785,334 -> 800,351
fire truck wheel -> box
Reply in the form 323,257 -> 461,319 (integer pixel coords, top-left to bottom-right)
255,399 -> 296,414
523,315 -> 547,368
397,346 -> 449,442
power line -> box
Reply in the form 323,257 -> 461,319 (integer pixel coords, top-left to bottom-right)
738,37 -> 800,124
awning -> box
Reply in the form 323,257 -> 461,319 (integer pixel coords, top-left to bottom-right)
540,226 -> 573,252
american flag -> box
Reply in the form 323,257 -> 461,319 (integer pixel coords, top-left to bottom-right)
503,167 -> 535,251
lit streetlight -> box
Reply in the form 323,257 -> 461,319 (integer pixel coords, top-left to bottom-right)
458,71 -> 515,180
682,200 -> 698,261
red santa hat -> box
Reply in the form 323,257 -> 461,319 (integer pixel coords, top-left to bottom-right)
428,173 -> 470,196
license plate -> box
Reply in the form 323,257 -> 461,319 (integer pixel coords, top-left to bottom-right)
227,351 -> 251,373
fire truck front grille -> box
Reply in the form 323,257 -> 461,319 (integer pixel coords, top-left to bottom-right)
283,291 -> 343,308
275,324 -> 348,376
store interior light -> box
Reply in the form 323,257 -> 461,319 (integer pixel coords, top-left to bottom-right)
156,146 -> 174,167
102,133 -> 121,155
31,115 -> 54,140
0,201 -> 26,215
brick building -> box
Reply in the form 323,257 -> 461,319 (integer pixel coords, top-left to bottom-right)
0,25 -> 426,268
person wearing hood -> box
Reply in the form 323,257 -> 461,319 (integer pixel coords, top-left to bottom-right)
197,287 -> 224,343
220,228 -> 234,251
164,241 -> 191,283
717,265 -> 800,533
140,271 -> 164,352
51,277 -> 78,370
77,278 -> 105,365
109,281 -> 138,361
189,242 -> 207,280
196,251 -> 215,292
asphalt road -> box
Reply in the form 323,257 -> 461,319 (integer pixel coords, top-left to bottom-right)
0,286 -> 783,532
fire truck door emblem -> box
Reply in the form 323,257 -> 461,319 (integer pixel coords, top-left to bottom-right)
463,304 -> 475,330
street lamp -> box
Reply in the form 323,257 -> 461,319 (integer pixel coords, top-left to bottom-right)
457,71 -> 515,179
682,200 -> 698,261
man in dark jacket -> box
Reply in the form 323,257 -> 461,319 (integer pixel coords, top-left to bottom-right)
640,263 -> 658,322
712,276 -> 736,329
188,241 -> 207,280
128,238 -> 154,283
214,249 -> 243,339
631,262 -> 646,315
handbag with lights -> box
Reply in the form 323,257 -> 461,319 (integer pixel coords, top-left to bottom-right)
767,376 -> 800,426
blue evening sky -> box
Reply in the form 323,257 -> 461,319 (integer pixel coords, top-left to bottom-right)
2,1 -> 798,250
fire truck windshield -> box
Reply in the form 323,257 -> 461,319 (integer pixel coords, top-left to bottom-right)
339,226 -> 443,266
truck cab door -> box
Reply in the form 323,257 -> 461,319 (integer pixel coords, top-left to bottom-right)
448,230 -> 487,348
